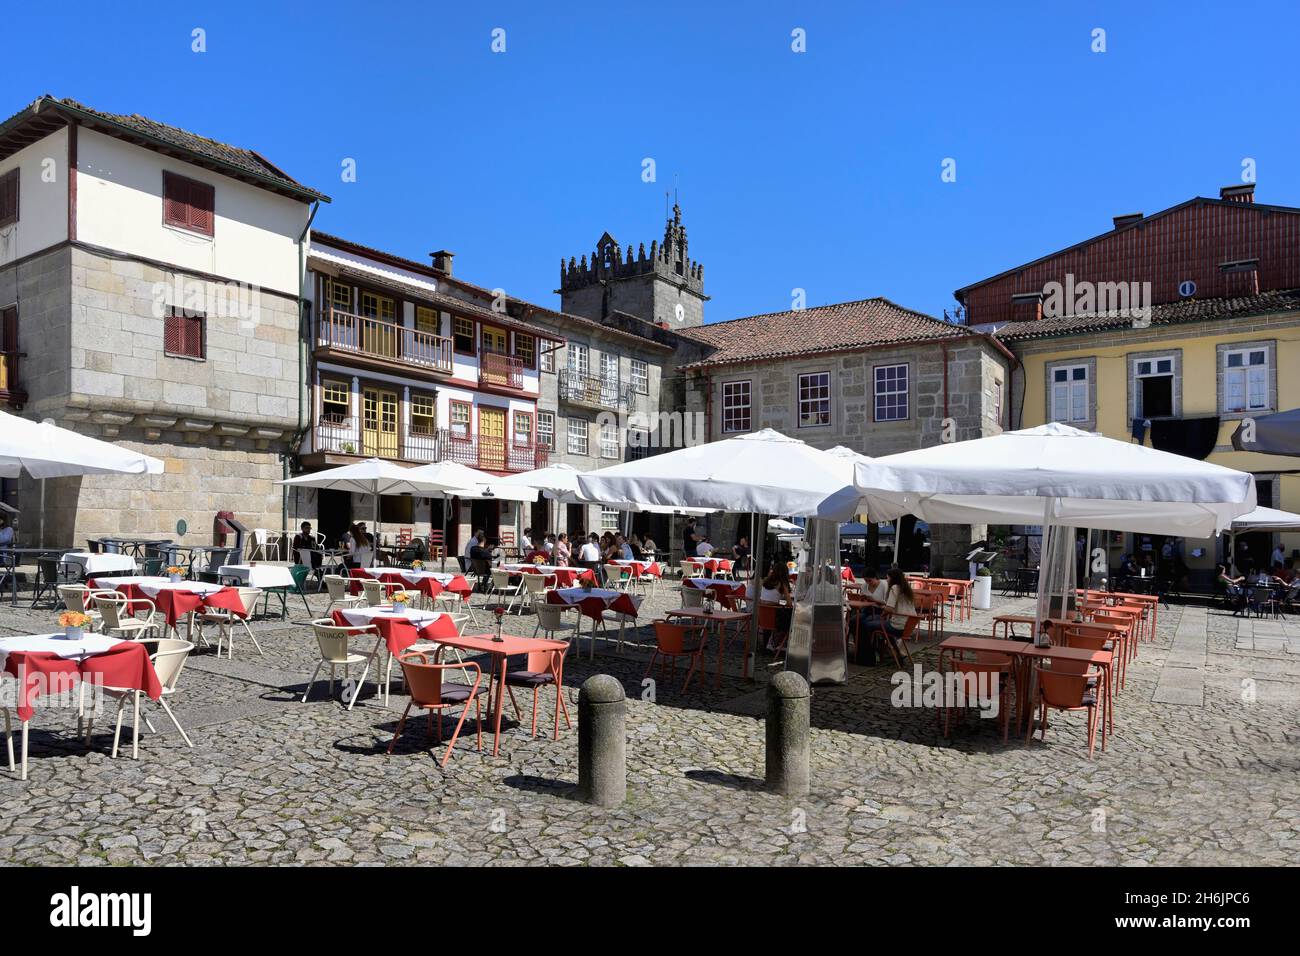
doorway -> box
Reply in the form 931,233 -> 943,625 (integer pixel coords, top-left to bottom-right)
362,387 -> 398,457
317,488 -> 351,550
531,499 -> 550,537
470,498 -> 501,546
478,406 -> 506,471
566,503 -> 586,539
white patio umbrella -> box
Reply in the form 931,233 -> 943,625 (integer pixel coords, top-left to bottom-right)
853,423 -> 1256,638
403,459 -> 536,569
1225,506 -> 1300,573
0,410 -> 164,547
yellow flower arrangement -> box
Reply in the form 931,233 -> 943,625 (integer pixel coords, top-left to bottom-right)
59,611 -> 92,629
391,591 -> 410,604
532,555 -> 545,565
166,566 -> 184,576
411,559 -> 424,570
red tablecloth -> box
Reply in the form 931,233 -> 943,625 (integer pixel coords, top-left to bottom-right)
547,588 -> 641,623
349,568 -> 472,600
618,561 -> 661,578
683,577 -> 747,597
330,609 -> 459,655
688,558 -> 733,574
90,580 -> 246,627
3,642 -> 162,721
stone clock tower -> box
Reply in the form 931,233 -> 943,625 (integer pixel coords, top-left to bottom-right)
558,203 -> 708,328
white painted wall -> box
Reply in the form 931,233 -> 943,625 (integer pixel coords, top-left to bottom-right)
0,126 -> 69,267
75,129 -> 308,295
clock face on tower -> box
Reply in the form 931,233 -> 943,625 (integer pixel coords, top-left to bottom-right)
675,304 -> 685,323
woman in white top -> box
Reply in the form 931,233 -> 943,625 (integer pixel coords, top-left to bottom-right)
882,567 -> 917,634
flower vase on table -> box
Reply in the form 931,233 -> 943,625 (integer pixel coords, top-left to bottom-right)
492,605 -> 505,642
59,611 -> 91,641
167,566 -> 184,584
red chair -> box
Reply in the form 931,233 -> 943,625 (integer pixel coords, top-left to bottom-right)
870,614 -> 919,669
504,645 -> 571,740
757,601 -> 786,654
645,619 -> 708,692
387,651 -> 488,766
1026,663 -> 1102,758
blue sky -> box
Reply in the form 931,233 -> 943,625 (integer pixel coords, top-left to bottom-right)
6,0 -> 1298,323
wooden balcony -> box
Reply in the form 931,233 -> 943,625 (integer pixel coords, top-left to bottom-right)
479,350 -> 524,390
311,416 -> 546,473
316,309 -> 453,377
558,369 -> 635,410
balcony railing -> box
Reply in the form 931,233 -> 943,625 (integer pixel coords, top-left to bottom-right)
558,369 -> 635,410
0,349 -> 24,406
314,416 -> 545,472
317,309 -> 453,374
479,349 -> 525,390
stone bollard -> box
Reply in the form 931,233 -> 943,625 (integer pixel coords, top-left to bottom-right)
578,674 -> 626,807
765,671 -> 810,798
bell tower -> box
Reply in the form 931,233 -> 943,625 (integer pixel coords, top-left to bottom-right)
558,203 -> 708,328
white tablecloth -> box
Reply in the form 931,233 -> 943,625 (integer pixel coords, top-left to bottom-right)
0,633 -> 121,668
338,605 -> 444,627
88,575 -> 170,588
218,564 -> 295,588
362,567 -> 447,586
137,581 -> 224,599
61,552 -> 135,575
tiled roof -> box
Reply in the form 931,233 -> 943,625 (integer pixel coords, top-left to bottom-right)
0,95 -> 328,202
993,289 -> 1300,343
675,297 -> 971,369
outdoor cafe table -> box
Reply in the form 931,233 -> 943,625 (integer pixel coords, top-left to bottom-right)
331,604 -> 460,709
1019,643 -> 1114,748
89,577 -> 242,635
664,606 -> 751,684
217,563 -> 295,589
500,564 -> 594,587
0,633 -> 162,780
685,557 -> 733,576
682,577 -> 747,598
432,632 -> 570,756
991,614 -> 1036,640
61,551 -> 135,576
2,548 -> 73,606
357,566 -> 473,601
609,558 -> 662,580
546,587 -> 642,658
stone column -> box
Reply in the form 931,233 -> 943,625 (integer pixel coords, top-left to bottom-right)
578,674 -> 626,806
765,671 -> 810,797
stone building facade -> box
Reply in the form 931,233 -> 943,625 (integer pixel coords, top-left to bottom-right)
0,96 -> 326,547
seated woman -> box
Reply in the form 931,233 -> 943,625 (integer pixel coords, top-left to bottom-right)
750,561 -> 793,652
879,567 -> 917,646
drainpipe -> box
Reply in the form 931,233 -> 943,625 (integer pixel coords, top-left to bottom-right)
940,341 -> 951,424
286,200 -> 322,538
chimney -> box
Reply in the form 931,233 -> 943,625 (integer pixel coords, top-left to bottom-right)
1220,184 -> 1255,203
430,250 -> 456,275
1112,212 -> 1144,229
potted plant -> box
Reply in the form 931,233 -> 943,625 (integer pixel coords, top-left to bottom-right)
166,565 -> 185,583
59,611 -> 92,641
972,566 -> 993,610
341,441 -> 356,454
391,590 -> 411,609
411,559 -> 423,570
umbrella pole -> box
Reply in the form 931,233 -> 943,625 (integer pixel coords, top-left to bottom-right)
747,513 -> 768,681
441,493 -> 448,573
373,491 -> 380,567
39,478 -> 45,549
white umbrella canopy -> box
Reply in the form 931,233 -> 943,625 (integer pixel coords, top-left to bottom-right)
402,460 -> 537,503
277,458 -> 445,496
853,423 -> 1256,538
495,462 -> 583,501
0,410 -> 163,479
1229,506 -> 1300,532
575,428 -> 864,520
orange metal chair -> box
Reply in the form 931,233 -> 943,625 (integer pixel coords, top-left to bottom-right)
645,619 -> 708,692
504,645 -> 571,740
388,651 -> 488,766
941,659 -> 1013,742
912,589 -> 945,639
1027,663 -> 1102,758
758,601 -> 787,654
870,614 -> 919,669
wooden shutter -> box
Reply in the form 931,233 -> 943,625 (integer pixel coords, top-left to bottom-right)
188,179 -> 215,235
163,173 -> 188,228
164,311 -> 205,358
0,170 -> 18,226
163,173 -> 214,236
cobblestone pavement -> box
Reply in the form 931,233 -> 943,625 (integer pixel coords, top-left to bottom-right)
1,576 -> 1298,866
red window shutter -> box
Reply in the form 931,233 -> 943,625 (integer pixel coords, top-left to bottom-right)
163,173 -> 187,228
188,180 -> 215,235
164,313 -> 182,353
188,315 -> 205,357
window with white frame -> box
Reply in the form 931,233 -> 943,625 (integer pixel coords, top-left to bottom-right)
541,345 -> 556,373
1050,365 -> 1089,423
567,418 -> 588,455
537,411 -> 555,449
1223,347 -> 1269,413
599,420 -> 619,458
600,507 -> 620,532
627,428 -> 650,460
600,352 -> 619,384
798,372 -> 832,427
992,379 -> 1004,427
1134,355 -> 1174,418
873,364 -> 908,422
721,380 -> 751,433
567,342 -> 589,376
630,358 -> 649,394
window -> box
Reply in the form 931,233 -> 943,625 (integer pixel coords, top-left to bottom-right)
514,333 -> 536,369
0,169 -> 18,227
410,393 -> 436,435
537,411 -> 555,449
600,507 -> 620,532
1223,347 -> 1269,413
798,371 -> 832,427
631,358 -> 649,394
1135,355 -> 1174,418
873,364 -> 908,422
359,291 -> 395,323
415,307 -> 439,335
0,305 -> 19,399
568,343 -> 589,377
721,380 -> 751,433
162,172 -> 214,237
514,411 -> 533,446
600,352 -> 619,383
327,279 -> 352,314
567,418 -> 589,455
627,428 -> 650,461
541,345 -> 556,373
164,310 -> 205,359
600,420 -> 619,458
992,379 -> 1003,427
321,379 -> 350,425
1051,365 -> 1089,423
449,400 -> 471,438
452,317 -> 475,353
